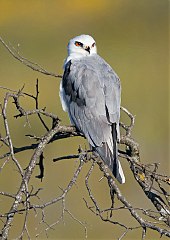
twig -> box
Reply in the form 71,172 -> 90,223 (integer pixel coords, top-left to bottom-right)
0,64 -> 169,238
35,79 -> 49,131
97,159 -> 170,237
1,124 -> 60,239
0,36 -> 62,78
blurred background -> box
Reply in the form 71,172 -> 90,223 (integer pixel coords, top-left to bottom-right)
0,0 -> 169,239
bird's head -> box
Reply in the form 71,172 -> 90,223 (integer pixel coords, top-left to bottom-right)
67,34 -> 97,59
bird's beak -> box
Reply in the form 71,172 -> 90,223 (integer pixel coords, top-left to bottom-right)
84,46 -> 90,54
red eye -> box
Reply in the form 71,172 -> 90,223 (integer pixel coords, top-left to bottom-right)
92,42 -> 95,47
75,41 -> 83,47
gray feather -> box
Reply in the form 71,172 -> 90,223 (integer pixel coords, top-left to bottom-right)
61,54 -> 125,183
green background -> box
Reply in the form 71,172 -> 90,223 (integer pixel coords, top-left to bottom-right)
0,0 -> 169,239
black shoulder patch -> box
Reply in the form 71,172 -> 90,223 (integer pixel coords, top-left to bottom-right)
62,60 -> 72,92
63,60 -> 86,107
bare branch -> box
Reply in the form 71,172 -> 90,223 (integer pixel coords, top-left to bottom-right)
0,38 -> 169,238
96,158 -> 170,237
0,36 -> 62,78
1,124 -> 61,239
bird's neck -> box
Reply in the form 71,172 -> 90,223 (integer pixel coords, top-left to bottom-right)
64,52 -> 95,68
64,53 -> 85,67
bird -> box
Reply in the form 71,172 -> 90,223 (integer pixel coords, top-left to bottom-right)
59,34 -> 125,184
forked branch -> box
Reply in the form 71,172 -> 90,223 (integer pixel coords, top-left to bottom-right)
0,36 -> 169,239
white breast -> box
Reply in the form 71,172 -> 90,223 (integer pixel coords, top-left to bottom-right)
59,81 -> 68,112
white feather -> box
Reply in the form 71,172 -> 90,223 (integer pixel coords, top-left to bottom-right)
59,81 -> 68,112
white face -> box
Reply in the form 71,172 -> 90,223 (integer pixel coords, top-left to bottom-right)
67,34 -> 97,57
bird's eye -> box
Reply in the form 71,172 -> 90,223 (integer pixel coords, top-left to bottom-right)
75,41 -> 83,47
92,42 -> 96,47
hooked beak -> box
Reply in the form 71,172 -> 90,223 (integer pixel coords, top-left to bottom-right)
84,46 -> 90,54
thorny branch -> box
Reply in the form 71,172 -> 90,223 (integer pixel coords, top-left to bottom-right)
0,36 -> 169,239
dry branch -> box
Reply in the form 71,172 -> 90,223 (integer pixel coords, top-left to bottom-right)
0,37 -> 62,78
0,36 -> 169,239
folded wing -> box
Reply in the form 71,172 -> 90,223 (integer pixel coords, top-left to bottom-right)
60,55 -> 125,183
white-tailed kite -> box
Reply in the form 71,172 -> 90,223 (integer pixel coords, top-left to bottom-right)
60,34 -> 125,184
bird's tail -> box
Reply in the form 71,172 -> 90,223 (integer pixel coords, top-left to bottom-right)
94,123 -> 125,184
94,143 -> 125,184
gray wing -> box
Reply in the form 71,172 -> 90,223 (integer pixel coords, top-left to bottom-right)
61,55 -> 125,183
102,64 -> 121,141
